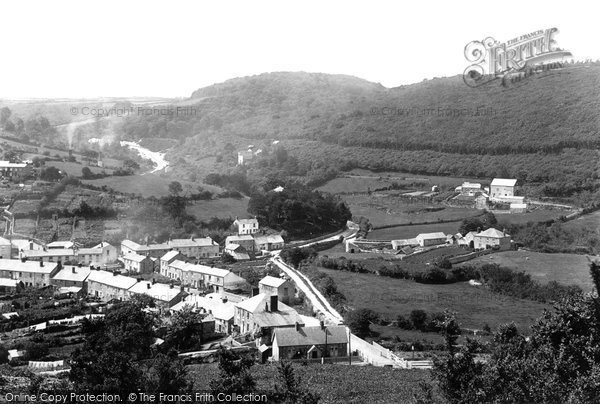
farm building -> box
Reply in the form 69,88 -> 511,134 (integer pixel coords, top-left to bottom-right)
224,244 -> 251,261
391,238 -> 419,250
474,228 -> 511,251
490,178 -> 517,200
415,232 -> 447,247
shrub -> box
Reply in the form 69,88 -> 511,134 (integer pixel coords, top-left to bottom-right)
410,310 -> 428,331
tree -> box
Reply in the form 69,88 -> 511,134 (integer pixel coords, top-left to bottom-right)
272,360 -> 320,404
458,218 -> 483,236
221,252 -> 236,264
40,166 -> 63,182
165,306 -> 204,351
142,351 -> 190,395
0,345 -> 8,364
429,262 -> 600,403
209,347 -> 256,394
345,308 -> 378,338
70,301 -> 157,394
410,309 -> 428,331
81,167 -> 93,179
168,181 -> 183,195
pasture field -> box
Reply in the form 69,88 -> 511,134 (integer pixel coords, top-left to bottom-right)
563,209 -> 600,233
188,362 -> 432,404
368,222 -> 462,240
82,173 -> 222,197
347,168 -> 487,189
186,197 -> 249,221
495,209 -> 570,226
461,250 -> 595,292
317,267 -> 549,331
317,176 -> 404,194
44,160 -> 115,176
344,193 -> 481,228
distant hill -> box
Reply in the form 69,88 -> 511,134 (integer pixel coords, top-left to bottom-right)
119,66 -> 600,196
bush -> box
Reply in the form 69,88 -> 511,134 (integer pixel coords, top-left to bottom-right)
410,310 -> 428,331
396,315 -> 413,330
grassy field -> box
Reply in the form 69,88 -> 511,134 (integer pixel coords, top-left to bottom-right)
495,209 -> 570,226
82,173 -> 223,197
563,210 -> 600,233
461,250 -> 595,292
188,362 -> 432,404
317,267 -> 549,331
317,176 -> 404,194
347,168 -> 487,189
186,197 -> 249,221
368,222 -> 462,240
44,160 -> 114,176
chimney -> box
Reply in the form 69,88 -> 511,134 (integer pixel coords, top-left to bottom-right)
295,321 -> 301,331
78,263 -> 82,267
170,283 -> 174,289
270,295 -> 278,312
113,270 -> 117,276
147,283 -> 151,289
503,228 -> 507,236
152,278 -> 156,285
320,320 -> 325,330
39,260 -> 44,267
180,285 -> 184,292
72,267 -> 76,273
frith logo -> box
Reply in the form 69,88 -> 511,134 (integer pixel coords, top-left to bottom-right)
463,28 -> 572,87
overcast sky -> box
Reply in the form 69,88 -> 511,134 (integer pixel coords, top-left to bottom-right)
1,0 -> 596,99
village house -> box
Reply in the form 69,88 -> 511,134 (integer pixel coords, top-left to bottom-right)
128,280 -> 187,308
50,265 -> 91,294
87,270 -> 137,301
0,259 -> 59,288
10,239 -> 44,258
160,250 -> 187,275
0,161 -> 30,178
46,241 -> 75,250
415,232 -> 447,247
259,276 -> 293,304
233,218 -> 260,235
180,264 -> 247,294
474,228 -> 512,251
168,237 -> 220,259
120,240 -> 171,258
75,242 -> 118,266
224,244 -> 251,261
456,182 -> 482,195
234,293 -> 304,345
20,249 -> 76,263
0,278 -> 22,294
254,234 -> 285,252
271,324 -> 349,361
164,259 -> 190,280
121,253 -> 154,274
172,293 -> 235,334
225,234 -> 255,252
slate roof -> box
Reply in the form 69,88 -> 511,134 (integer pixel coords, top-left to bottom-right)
87,270 -> 137,290
491,178 -> 517,187
52,266 -> 91,283
475,228 -> 510,238
0,258 -> 58,274
273,325 -> 348,347
259,276 -> 287,288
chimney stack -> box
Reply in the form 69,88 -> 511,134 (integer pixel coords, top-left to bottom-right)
170,283 -> 174,289
270,295 -> 278,312
152,278 -> 156,285
72,267 -> 76,273
147,283 -> 151,289
113,270 -> 117,276
39,260 -> 43,267
295,321 -> 301,331
320,320 -> 325,330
